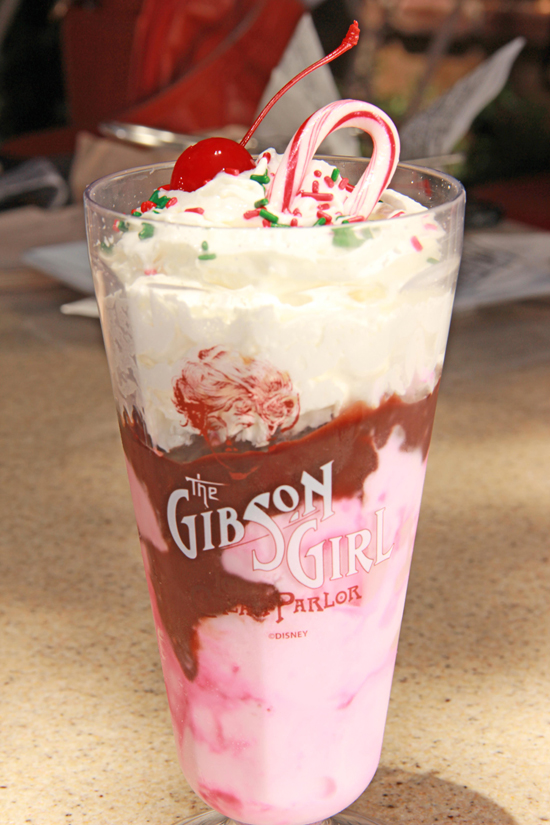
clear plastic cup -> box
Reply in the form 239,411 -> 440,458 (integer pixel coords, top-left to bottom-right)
85,158 -> 465,825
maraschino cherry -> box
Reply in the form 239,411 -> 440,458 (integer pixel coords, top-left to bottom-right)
170,137 -> 255,191
168,21 -> 360,192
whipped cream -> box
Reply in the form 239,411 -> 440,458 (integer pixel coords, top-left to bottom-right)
98,154 -> 460,454
133,151 -> 423,229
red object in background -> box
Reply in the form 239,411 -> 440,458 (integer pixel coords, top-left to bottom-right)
1,0 -> 304,158
62,0 -> 143,132
121,0 -> 305,134
0,0 -> 143,158
470,175 -> 550,231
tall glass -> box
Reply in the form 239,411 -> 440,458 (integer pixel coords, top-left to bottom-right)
85,159 -> 465,825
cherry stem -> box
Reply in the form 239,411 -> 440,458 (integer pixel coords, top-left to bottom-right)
240,20 -> 360,148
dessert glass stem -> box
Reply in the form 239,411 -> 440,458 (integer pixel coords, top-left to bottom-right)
174,811 -> 388,825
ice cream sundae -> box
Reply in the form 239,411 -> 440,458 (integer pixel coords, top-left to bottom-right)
85,22 -> 465,825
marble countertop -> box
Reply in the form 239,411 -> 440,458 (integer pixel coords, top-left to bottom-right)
2,267 -> 549,825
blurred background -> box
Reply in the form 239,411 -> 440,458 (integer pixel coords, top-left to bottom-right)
2,0 -> 550,230
2,0 -> 550,169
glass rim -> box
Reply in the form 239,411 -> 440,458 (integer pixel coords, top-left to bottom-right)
83,156 -> 466,230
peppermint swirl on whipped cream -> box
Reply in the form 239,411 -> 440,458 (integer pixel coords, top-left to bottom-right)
173,345 -> 299,447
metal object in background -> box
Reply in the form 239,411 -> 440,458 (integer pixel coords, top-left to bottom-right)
98,122 -> 196,151
99,121 -> 463,172
99,121 -> 259,152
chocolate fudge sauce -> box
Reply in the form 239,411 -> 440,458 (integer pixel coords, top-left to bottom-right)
120,387 -> 439,680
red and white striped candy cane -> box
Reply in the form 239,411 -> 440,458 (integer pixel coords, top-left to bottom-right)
268,99 -> 400,220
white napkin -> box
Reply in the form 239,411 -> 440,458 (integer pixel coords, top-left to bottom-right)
400,38 -> 526,159
23,240 -> 94,294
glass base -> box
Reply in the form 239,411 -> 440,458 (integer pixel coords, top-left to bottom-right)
175,810 -> 390,825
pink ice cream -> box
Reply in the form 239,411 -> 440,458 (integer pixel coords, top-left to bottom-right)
121,379 -> 438,825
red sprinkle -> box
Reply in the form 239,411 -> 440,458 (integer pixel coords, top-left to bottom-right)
243,208 -> 261,220
314,169 -> 322,178
290,218 -> 298,226
320,202 -> 331,209
411,236 -> 423,251
338,177 -> 349,190
141,200 -> 155,212
292,208 -> 302,216
324,176 -> 335,188
225,168 -> 240,176
166,197 -> 178,208
299,191 -> 334,202
312,179 -> 320,193
392,210 -> 405,218
263,151 -> 272,162
345,183 -> 354,192
184,207 -> 205,214
144,267 -> 158,276
262,219 -> 271,227
158,185 -> 172,191
346,215 -> 366,223
112,219 -> 120,231
317,210 -> 332,224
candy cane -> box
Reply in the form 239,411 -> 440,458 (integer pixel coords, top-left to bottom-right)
268,100 -> 400,221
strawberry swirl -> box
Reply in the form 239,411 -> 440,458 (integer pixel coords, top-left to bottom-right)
173,346 -> 300,447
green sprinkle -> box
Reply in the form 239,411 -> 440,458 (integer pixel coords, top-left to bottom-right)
117,220 -> 129,233
331,167 -> 339,182
150,191 -> 171,208
139,223 -> 154,240
427,257 -> 439,264
332,226 -> 364,248
198,253 -> 216,261
131,210 -> 142,217
251,172 -> 270,185
100,241 -> 113,253
314,217 -> 327,226
259,208 -> 279,224
201,240 -> 209,251
254,197 -> 268,208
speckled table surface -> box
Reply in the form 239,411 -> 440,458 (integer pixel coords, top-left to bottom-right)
2,268 -> 549,825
